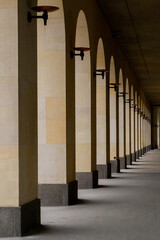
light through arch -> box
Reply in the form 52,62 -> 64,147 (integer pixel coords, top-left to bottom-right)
138,96 -> 141,153
135,91 -> 138,157
109,57 -> 117,162
37,0 -> 67,186
96,38 -> 107,172
125,79 -> 130,161
75,11 -> 92,177
131,85 -> 135,160
119,69 -> 124,160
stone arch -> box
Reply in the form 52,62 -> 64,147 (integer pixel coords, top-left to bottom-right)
138,96 -> 141,152
75,11 -> 91,177
38,0 -> 66,184
119,69 -> 124,159
125,79 -> 130,159
131,85 -> 135,158
109,56 -> 117,161
37,0 -> 76,206
141,99 -> 144,152
96,38 -> 107,168
135,91 -> 138,156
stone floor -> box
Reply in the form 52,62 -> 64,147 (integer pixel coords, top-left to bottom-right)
5,149 -> 160,240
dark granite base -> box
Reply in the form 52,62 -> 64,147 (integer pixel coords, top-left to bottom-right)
139,149 -> 142,157
120,157 -> 127,169
143,147 -> 146,154
110,159 -> 120,173
131,153 -> 136,162
76,171 -> 98,189
126,154 -> 131,165
39,180 -> 78,206
0,199 -> 40,237
97,163 -> 111,179
136,151 -> 139,160
147,145 -> 151,152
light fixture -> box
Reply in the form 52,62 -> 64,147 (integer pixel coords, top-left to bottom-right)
70,47 -> 90,61
109,83 -> 121,91
28,6 -> 59,25
130,104 -> 137,109
117,91 -> 128,98
94,69 -> 109,79
125,98 -> 133,104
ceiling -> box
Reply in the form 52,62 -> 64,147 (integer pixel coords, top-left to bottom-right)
97,0 -> 160,105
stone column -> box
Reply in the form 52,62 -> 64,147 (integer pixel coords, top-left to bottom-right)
118,73 -> 125,170
75,11 -> 98,189
125,80 -> 130,166
38,0 -> 78,205
96,39 -> 111,179
0,0 -> 40,237
131,101 -> 135,162
151,107 -> 159,149
135,106 -> 138,160
137,108 -> 141,158
109,58 -> 118,173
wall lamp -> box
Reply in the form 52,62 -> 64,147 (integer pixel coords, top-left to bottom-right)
28,6 -> 59,26
94,69 -> 109,79
71,47 -> 90,61
143,113 -> 146,119
137,108 -> 141,114
125,98 -> 133,104
109,83 -> 121,91
130,104 -> 137,109
117,91 -> 128,98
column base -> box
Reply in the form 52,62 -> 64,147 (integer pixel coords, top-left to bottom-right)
120,157 -> 127,169
136,151 -> 139,160
126,154 -> 131,165
139,149 -> 142,157
131,152 -> 136,162
110,159 -> 120,173
0,199 -> 40,237
76,170 -> 98,189
38,180 -> 78,206
143,147 -> 146,154
97,163 -> 111,179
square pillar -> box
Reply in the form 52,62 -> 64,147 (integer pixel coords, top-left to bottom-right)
38,0 -> 78,205
0,0 -> 40,237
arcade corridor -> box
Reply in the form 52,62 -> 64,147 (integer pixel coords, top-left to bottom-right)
5,149 -> 160,240
1,0 -> 160,238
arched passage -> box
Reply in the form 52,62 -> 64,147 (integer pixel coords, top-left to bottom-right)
96,38 -> 107,179
75,11 -> 97,188
109,57 -> 117,171
37,0 -> 77,206
125,79 -> 130,165
118,69 -> 125,167
131,85 -> 135,162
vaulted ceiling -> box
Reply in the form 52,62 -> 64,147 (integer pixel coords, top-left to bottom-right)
97,0 -> 160,105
